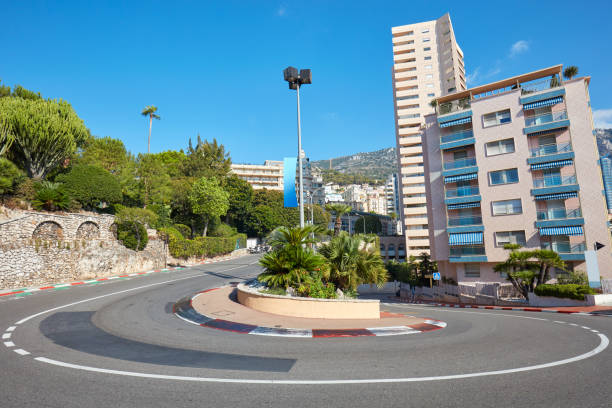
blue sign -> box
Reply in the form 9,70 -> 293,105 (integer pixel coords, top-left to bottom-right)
283,157 -> 298,207
432,272 -> 441,281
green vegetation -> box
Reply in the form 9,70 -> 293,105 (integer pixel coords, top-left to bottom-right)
0,158 -> 24,195
534,284 -> 595,300
188,177 -> 230,236
56,165 -> 122,210
563,66 -> 578,80
141,106 -> 160,153
114,207 -> 158,251
159,226 -> 246,259
385,253 -> 438,287
354,214 -> 382,235
320,169 -> 382,186
32,181 -> 71,211
325,203 -> 352,236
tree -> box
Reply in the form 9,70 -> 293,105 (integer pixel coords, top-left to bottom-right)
354,214 -> 382,235
115,207 -> 158,251
563,66 -> 578,80
531,249 -> 566,287
0,158 -> 24,195
0,119 -> 13,156
182,135 -> 231,179
141,106 -> 160,154
223,175 -> 254,230
56,164 -> 122,210
136,153 -> 172,207
325,203 -> 352,235
308,204 -> 331,228
246,205 -> 282,237
0,97 -> 88,179
416,252 -> 437,279
188,177 -> 229,236
76,136 -> 130,174
319,232 -> 388,291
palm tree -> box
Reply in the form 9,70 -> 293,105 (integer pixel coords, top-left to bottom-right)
563,66 -> 578,80
429,99 -> 437,109
141,105 -> 160,153
319,233 -> 388,291
267,225 -> 323,249
494,244 -> 539,298
532,249 -> 565,285
325,203 -> 352,236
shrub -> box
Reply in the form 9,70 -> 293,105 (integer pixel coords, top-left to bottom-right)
159,226 -> 243,259
56,164 -> 121,210
297,278 -> 337,299
32,181 -> 71,211
117,221 -> 148,251
557,271 -> 588,285
0,158 -> 24,195
534,284 -> 595,300
15,177 -> 36,201
209,222 -> 237,237
173,224 -> 192,239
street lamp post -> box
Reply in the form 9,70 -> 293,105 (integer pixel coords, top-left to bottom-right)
283,66 -> 312,228
360,215 -> 366,234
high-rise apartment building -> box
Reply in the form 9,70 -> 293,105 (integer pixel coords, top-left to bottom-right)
391,13 -> 466,256
231,160 -> 284,190
422,65 -> 612,284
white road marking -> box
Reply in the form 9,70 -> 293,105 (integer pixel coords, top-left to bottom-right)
14,349 -> 30,355
6,326 -> 16,332
2,333 -> 11,339
4,341 -> 15,347
33,334 -> 609,384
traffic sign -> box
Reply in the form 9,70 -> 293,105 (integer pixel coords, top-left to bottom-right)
433,272 -> 441,281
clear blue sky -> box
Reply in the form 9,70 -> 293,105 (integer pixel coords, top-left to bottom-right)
1,0 -> 611,164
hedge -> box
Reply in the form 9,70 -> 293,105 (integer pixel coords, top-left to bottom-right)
159,227 -> 246,259
117,221 -> 148,251
534,284 -> 595,300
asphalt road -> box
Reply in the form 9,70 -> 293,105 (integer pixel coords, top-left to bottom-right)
1,255 -> 611,408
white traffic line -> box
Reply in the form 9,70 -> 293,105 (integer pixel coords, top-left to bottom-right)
13,349 -> 30,355
6,326 -> 16,332
2,333 -> 11,339
4,341 -> 15,347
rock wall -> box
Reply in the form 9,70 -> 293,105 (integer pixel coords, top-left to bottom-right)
0,209 -> 166,289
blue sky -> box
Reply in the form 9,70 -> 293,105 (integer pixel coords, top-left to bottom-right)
1,0 -> 611,164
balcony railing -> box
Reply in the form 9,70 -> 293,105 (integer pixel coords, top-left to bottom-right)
443,157 -> 476,170
533,174 -> 577,188
450,246 -> 486,256
438,97 -> 471,115
536,207 -> 582,220
446,186 -> 479,198
524,110 -> 568,127
530,142 -> 572,157
541,242 -> 586,254
520,75 -> 562,95
448,215 -> 482,226
440,129 -> 473,144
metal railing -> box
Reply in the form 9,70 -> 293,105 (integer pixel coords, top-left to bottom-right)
440,129 -> 473,144
450,246 -> 486,256
524,110 -> 568,127
443,157 -> 476,170
438,97 -> 471,115
533,174 -> 576,188
530,142 -> 572,157
448,215 -> 482,226
541,242 -> 586,254
537,207 -> 582,220
520,75 -> 562,94
445,186 -> 479,198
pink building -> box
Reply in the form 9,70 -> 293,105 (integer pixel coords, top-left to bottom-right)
422,65 -> 612,284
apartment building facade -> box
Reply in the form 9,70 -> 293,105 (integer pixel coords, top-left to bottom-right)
391,13 -> 466,257
230,160 -> 284,190
422,65 -> 612,284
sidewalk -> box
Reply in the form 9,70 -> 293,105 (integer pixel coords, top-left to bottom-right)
391,297 -> 612,316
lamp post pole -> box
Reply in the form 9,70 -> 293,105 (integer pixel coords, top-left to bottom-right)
296,84 -> 304,228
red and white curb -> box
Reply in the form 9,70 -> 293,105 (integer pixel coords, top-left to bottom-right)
174,291 -> 447,338
387,300 -> 612,317
0,255 -> 239,299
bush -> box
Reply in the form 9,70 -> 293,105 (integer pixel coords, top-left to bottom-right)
557,271 -> 588,285
0,158 -> 24,195
56,164 -> 121,210
159,226 -> 244,259
173,224 -> 192,239
32,181 -> 71,211
297,279 -> 337,299
209,222 -> 237,237
534,284 -> 595,300
15,177 -> 36,201
117,221 -> 148,251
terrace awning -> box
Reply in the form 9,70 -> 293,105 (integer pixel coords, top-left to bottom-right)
539,226 -> 584,236
523,96 -> 564,110
439,117 -> 472,128
447,202 -> 481,210
534,191 -> 578,201
448,232 -> 483,246
530,159 -> 573,170
444,173 -> 478,183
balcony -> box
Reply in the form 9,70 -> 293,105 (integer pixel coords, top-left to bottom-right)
520,76 -> 562,95
443,157 -> 476,170
523,110 -> 570,134
533,174 -> 576,189
527,142 -> 575,167
530,142 -> 572,157
440,130 -> 475,150
446,186 -> 479,198
448,215 -> 482,226
541,242 -> 586,261
437,97 -> 471,116
535,207 -> 584,229
449,245 -> 487,263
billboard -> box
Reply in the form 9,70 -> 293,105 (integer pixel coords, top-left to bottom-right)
283,157 -> 298,207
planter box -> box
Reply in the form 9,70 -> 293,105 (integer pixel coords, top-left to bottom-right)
237,283 -> 380,319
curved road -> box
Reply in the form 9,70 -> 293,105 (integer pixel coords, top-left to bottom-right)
1,255 -> 611,407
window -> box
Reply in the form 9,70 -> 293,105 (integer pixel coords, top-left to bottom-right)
424,47 -> 431,51
489,168 -> 519,185
424,65 -> 432,69
426,83 -> 434,88
426,74 -> 433,79
464,264 -> 480,278
424,56 -> 432,60
492,199 -> 522,216
485,139 -> 515,156
427,93 -> 435,97
495,231 -> 526,246
483,109 -> 512,127
421,28 -> 429,34
423,38 -> 430,42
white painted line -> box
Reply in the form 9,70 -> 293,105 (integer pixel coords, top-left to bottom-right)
591,330 -> 599,333
33,334 -> 609,385
365,326 -> 420,337
250,327 -> 313,338
581,326 -> 591,330
173,313 -> 203,326
569,323 -> 579,327
54,284 -> 71,288
424,320 -> 448,328
6,326 -> 16,332
573,313 -> 591,316
2,333 -> 11,339
13,349 -> 30,355
4,341 -> 15,347
554,321 -> 566,324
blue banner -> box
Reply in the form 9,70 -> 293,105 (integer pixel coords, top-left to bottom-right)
283,157 -> 298,207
